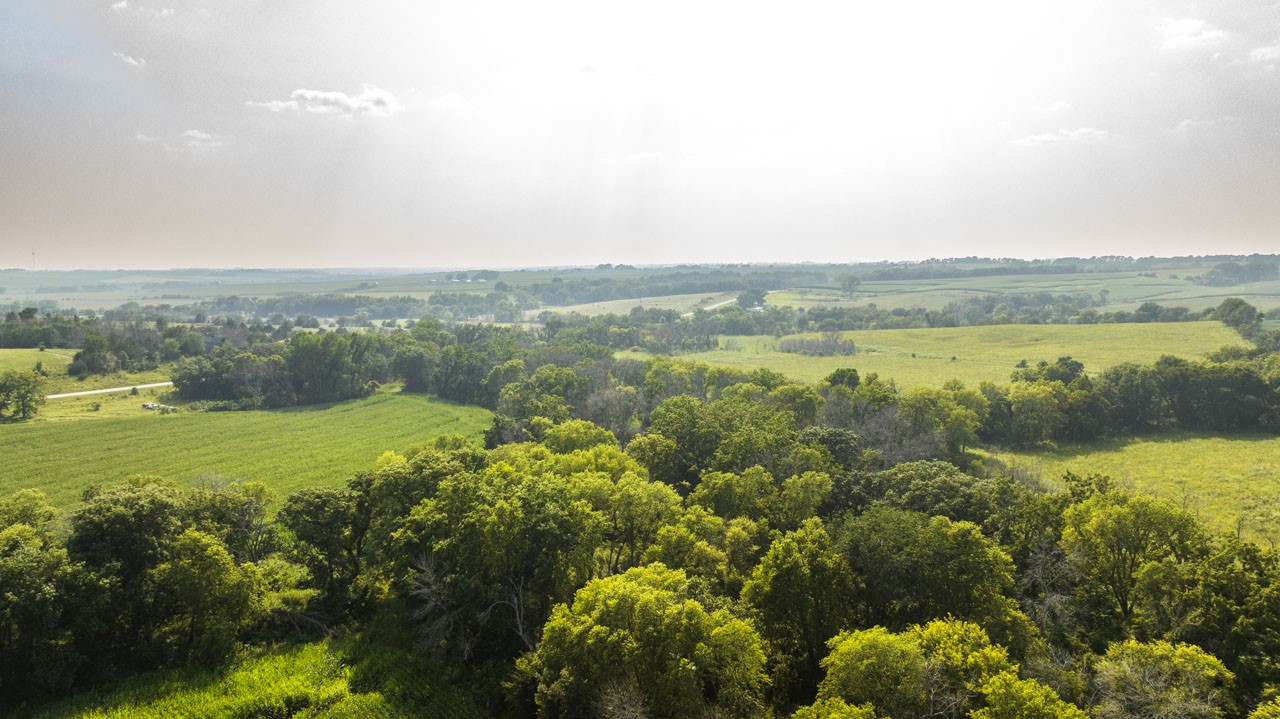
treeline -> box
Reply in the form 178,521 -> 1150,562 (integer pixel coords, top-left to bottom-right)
1189,258 -> 1279,286
171,331 -> 396,409
0,310 -> 293,379
862,258 -> 1079,281
8,427 -> 1280,716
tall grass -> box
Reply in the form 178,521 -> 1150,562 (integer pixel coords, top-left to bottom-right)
986,431 -> 1280,542
20,640 -> 484,719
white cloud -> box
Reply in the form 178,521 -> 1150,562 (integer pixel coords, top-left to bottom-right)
1040,101 -> 1072,113
1013,127 -> 1112,147
1158,18 -> 1228,50
181,129 -> 225,151
249,84 -> 404,118
109,2 -> 176,18
1249,43 -> 1280,63
245,100 -> 299,113
113,52 -> 146,67
1174,118 -> 1215,132
134,131 -> 157,142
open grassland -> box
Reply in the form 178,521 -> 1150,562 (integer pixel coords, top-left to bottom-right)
622,322 -> 1245,387
0,393 -> 490,510
0,347 -> 74,374
986,432 -> 1280,542
0,348 -> 172,396
521,291 -> 736,320
770,269 -> 1280,315
20,640 -> 483,719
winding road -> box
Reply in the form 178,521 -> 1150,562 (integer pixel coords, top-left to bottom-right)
46,382 -> 174,400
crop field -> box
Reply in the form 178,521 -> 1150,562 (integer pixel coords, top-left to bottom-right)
0,393 -> 491,510
986,432 -> 1280,542
622,321 -> 1245,387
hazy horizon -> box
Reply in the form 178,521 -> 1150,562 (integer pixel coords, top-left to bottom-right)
4,1 -> 1279,271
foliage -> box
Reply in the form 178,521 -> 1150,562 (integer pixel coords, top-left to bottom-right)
1091,639 -> 1235,719
0,368 -> 44,419
528,563 -> 769,718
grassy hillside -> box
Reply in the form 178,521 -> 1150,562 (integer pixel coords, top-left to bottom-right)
0,393 -> 491,509
0,348 -> 172,396
987,432 -> 1280,542
19,640 -> 482,719
621,321 -> 1245,387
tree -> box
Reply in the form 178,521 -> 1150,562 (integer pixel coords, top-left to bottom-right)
817,626 -> 927,719
792,698 -> 876,718
277,484 -> 371,610
0,369 -> 45,420
838,507 -> 1032,653
528,564 -> 769,718
839,274 -> 861,298
738,288 -> 767,308
1092,640 -> 1235,719
971,671 -> 1087,719
1061,491 -> 1205,623
400,462 -> 604,660
824,367 -> 861,391
742,519 -> 860,707
1211,297 -> 1261,333
0,521 -> 76,702
1250,697 -> 1280,719
149,529 -> 262,664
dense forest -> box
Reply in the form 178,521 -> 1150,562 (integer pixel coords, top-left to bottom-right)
4,291 -> 1280,717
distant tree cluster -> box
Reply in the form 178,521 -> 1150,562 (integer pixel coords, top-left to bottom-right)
172,331 -> 395,409
779,332 -> 858,356
1190,258 -> 1279,286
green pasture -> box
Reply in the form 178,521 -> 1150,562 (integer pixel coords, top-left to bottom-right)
986,432 -> 1280,542
0,347 -> 74,374
0,393 -> 491,510
0,348 -> 173,396
769,269 -> 1280,315
21,640 -> 481,719
621,321 -> 1245,387
522,291 -> 737,320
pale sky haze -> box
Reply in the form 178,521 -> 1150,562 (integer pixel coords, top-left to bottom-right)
2,1 -> 1279,269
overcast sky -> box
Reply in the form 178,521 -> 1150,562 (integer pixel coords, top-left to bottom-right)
2,1 -> 1279,270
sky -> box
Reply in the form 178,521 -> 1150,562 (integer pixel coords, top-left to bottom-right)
1,1 -> 1279,270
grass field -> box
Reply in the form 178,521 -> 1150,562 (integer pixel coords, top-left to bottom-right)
770,270 -> 1280,315
0,348 -> 173,396
621,322 -> 1245,387
0,392 -> 491,510
521,291 -> 736,320
985,432 -> 1280,542
20,640 -> 482,719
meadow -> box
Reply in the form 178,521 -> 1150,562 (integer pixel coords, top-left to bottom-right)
986,432 -> 1280,542
20,640 -> 482,719
0,348 -> 172,396
0,392 -> 491,510
768,269 -> 1280,315
519,291 -> 735,320
622,321 -> 1245,387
